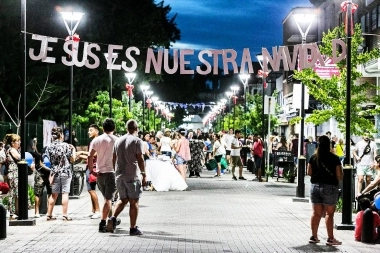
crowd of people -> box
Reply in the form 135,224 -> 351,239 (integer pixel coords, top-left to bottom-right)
1,125 -> 380,243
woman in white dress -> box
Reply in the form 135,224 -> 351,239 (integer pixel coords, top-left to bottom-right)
160,130 -> 173,157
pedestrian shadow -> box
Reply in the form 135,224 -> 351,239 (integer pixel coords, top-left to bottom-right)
110,230 -> 218,244
292,244 -> 340,252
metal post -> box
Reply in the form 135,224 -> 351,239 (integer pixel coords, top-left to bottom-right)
129,94 -> 132,113
233,100 -> 236,129
0,203 -> 6,239
19,0 -> 28,220
143,94 -> 145,132
109,69 -> 112,118
336,0 -> 354,230
296,156 -> 306,197
69,19 -> 73,145
244,85 -> 247,142
261,77 -> 266,175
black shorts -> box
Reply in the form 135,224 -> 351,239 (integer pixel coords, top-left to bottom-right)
226,150 -> 231,156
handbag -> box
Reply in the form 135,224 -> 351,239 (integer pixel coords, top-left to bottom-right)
89,171 -> 97,183
205,159 -> 217,171
0,182 -> 10,194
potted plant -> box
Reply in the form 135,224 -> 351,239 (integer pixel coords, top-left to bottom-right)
284,170 -> 296,183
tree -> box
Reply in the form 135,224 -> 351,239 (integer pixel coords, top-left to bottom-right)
293,24 -> 380,135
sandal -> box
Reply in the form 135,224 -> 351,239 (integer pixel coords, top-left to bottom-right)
47,215 -> 57,221
62,216 -> 73,221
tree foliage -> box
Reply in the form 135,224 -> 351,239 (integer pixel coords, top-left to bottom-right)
293,24 -> 380,136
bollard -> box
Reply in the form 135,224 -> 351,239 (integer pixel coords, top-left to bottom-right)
342,164 -> 353,224
0,203 -> 6,239
296,155 -> 306,198
17,160 -> 29,220
39,188 -> 47,215
361,208 -> 374,243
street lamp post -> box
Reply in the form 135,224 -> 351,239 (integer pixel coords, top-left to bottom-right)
140,85 -> 150,132
293,12 -> 315,199
239,74 -> 250,142
151,96 -> 159,131
220,98 -> 227,130
60,11 -> 84,144
225,91 -> 233,129
230,85 -> 239,130
104,53 -> 118,118
145,90 -> 153,131
125,72 -> 137,113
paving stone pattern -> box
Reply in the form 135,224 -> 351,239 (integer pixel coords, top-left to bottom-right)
1,169 -> 379,252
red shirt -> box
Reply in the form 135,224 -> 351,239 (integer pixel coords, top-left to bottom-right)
253,140 -> 263,157
354,210 -> 380,241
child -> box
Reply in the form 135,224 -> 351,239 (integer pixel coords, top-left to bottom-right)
354,198 -> 380,242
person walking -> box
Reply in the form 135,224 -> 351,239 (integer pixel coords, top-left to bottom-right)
230,130 -> 246,181
224,128 -> 234,169
307,135 -> 343,245
252,134 -> 264,182
159,129 -> 173,157
43,127 -> 76,221
79,124 -> 101,219
188,135 -> 204,178
175,129 -> 191,181
212,133 -> 226,177
4,134 -> 21,219
353,133 -> 377,196
107,119 -> 146,235
88,118 -> 118,233
333,138 -> 345,164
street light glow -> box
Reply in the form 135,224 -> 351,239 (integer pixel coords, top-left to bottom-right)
293,13 -> 315,23
239,74 -> 250,86
140,84 -> 150,92
225,91 -> 233,98
60,11 -> 84,21
125,72 -> 137,84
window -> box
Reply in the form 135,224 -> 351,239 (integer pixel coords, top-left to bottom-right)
377,5 -> 380,27
366,13 -> 370,32
372,8 -> 377,30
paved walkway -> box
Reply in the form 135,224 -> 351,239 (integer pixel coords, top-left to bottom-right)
1,169 -> 379,253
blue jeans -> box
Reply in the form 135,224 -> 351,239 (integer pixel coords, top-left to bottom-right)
254,155 -> 262,170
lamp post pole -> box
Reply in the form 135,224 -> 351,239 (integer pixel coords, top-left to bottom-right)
125,72 -> 137,113
60,11 -> 84,144
145,90 -> 153,131
225,91 -> 233,129
104,53 -> 118,118
240,74 -> 250,142
230,85 -> 239,130
293,12 -> 315,198
152,96 -> 159,131
339,0 -> 354,229
140,85 -> 150,132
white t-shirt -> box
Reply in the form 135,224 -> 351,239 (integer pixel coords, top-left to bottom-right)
230,137 -> 241,156
89,133 -> 118,173
355,140 -> 377,166
160,136 -> 172,152
213,140 -> 226,156
224,134 -> 234,151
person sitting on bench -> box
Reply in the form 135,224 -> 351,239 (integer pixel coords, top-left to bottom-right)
354,198 -> 380,242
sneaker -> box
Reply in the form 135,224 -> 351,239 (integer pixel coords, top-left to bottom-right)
309,236 -> 320,243
99,221 -> 107,233
34,214 -> 41,218
326,238 -> 342,246
232,176 -> 237,181
116,218 -> 121,226
91,212 -> 100,219
84,212 -> 95,218
107,217 -> 117,233
130,226 -> 143,236
238,177 -> 247,180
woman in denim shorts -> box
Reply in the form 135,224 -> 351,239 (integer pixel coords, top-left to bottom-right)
307,135 -> 343,245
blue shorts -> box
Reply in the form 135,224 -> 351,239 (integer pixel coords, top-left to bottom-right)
310,183 -> 339,206
175,154 -> 187,165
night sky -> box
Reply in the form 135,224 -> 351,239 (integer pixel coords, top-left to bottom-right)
164,0 -> 313,56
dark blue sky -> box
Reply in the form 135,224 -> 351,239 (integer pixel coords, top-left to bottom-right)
165,0 -> 312,56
